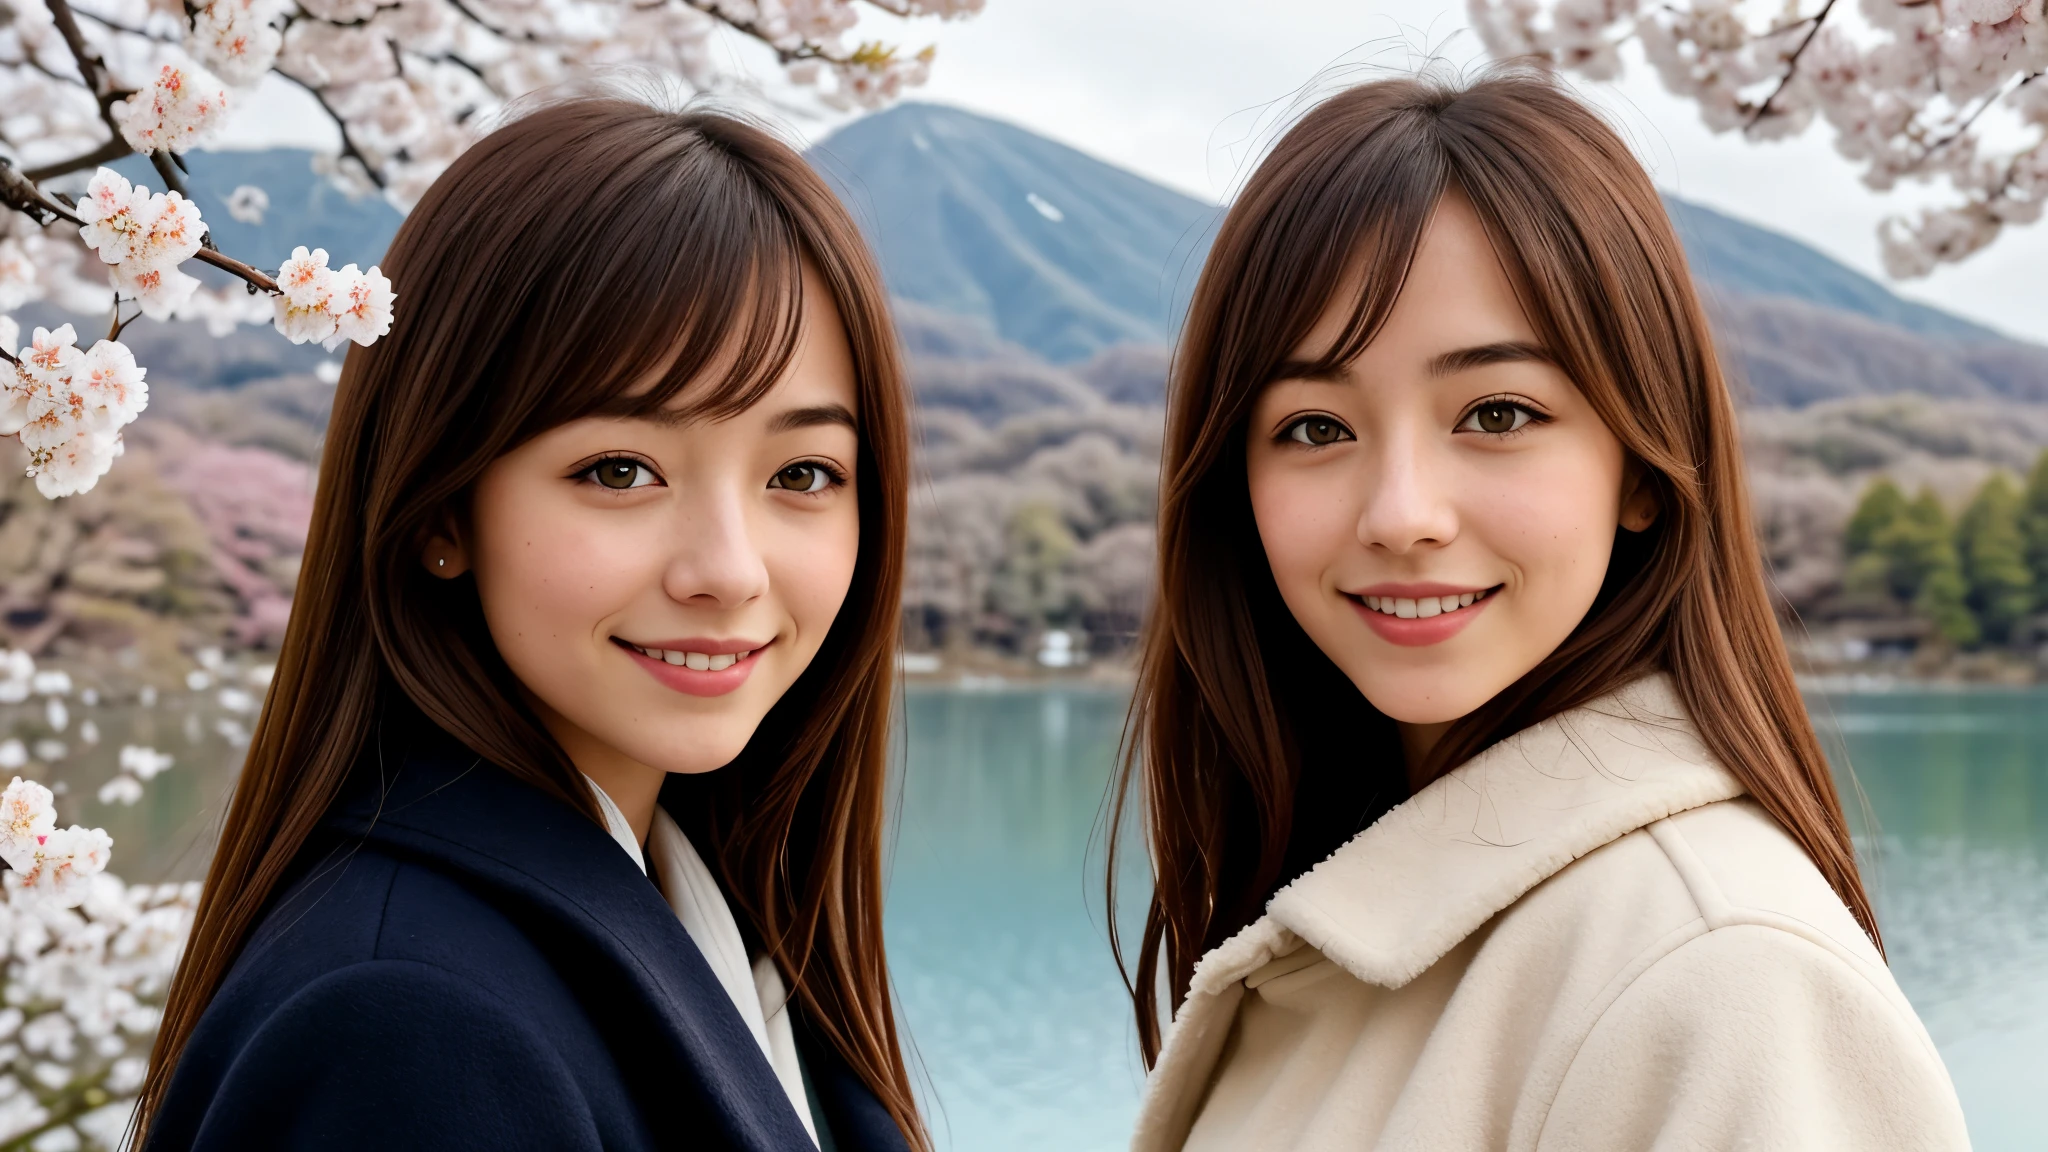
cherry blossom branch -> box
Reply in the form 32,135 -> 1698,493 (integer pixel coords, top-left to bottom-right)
149,150 -> 194,200
41,0 -> 135,152
1745,0 -> 1836,130
269,68 -> 389,191
0,158 -> 85,227
23,137 -> 133,183
192,247 -> 279,292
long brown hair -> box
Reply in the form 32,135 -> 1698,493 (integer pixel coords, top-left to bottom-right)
1110,67 -> 1877,1062
140,98 -> 927,1147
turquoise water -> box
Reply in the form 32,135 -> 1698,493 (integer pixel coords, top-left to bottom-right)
887,686 -> 2048,1152
12,684 -> 2044,1148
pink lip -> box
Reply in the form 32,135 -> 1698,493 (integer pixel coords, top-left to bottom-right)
614,638 -> 769,697
1344,584 -> 1501,648
1350,582 -> 1490,599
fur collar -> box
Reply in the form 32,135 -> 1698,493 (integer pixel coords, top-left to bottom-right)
1189,673 -> 1743,997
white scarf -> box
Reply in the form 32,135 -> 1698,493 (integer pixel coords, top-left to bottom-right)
585,777 -> 818,1147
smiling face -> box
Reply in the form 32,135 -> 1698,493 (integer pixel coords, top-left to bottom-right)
1246,189 -> 1656,755
438,261 -> 861,791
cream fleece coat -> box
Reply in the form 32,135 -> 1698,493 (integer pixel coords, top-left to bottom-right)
1134,674 -> 1970,1152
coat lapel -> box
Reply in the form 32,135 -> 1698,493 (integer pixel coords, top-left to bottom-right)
324,739 -> 816,1152
1257,672 -> 1743,992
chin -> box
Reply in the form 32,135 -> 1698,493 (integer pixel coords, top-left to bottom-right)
1345,661 -> 1506,727
620,720 -> 759,777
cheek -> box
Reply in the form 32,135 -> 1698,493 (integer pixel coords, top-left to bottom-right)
469,482 -> 649,648
1249,458 -> 1357,597
1473,436 -> 1624,601
764,501 -> 862,641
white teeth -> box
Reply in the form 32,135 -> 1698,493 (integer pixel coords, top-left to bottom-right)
1365,589 -> 1493,619
630,644 -> 752,669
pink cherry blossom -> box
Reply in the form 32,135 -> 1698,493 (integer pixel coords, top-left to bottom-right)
116,65 -> 232,155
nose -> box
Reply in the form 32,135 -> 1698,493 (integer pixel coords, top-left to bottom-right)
662,480 -> 770,609
1356,429 -> 1458,555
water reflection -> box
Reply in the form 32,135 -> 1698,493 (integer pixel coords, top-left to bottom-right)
1818,689 -> 2048,1151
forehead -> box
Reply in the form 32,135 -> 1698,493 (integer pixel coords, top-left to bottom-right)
616,259 -> 859,428
1294,190 -> 1537,367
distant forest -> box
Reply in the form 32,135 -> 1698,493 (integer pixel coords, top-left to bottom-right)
1838,454 -> 2048,649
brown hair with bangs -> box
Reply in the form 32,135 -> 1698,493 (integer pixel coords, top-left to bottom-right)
138,98 -> 926,1146
1110,67 -> 1878,1062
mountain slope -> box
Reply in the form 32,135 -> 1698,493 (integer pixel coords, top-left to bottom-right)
1663,197 -> 2005,343
809,104 -> 1219,364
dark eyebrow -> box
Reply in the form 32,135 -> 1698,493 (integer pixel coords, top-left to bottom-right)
1427,341 -> 1552,378
1267,341 -> 1552,385
766,403 -> 857,433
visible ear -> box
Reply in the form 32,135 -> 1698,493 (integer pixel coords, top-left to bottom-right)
1619,460 -> 1661,534
422,511 -> 471,579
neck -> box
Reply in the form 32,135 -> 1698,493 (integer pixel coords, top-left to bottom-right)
1398,719 -> 1454,794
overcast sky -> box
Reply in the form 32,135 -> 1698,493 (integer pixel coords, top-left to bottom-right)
220,0 -> 2048,342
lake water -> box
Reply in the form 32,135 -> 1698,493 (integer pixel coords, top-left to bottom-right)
12,683 -> 2046,1149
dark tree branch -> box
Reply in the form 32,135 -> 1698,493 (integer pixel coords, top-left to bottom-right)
148,149 -> 192,198
0,157 -> 85,226
23,136 -> 131,182
1920,71 -> 2041,162
270,68 -> 388,190
41,0 -> 136,155
442,0 -> 540,43
192,245 -> 279,292
1745,0 -> 1837,131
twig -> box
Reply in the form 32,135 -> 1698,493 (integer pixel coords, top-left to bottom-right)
442,0 -> 540,43
148,149 -> 192,198
23,137 -> 132,182
1746,0 -> 1837,131
269,68 -> 388,190
41,0 -> 136,156
193,246 -> 278,293
0,158 -> 85,226
1919,71 -> 2042,162
0,345 -> 17,366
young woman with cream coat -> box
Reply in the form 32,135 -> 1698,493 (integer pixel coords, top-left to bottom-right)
1113,71 -> 1970,1151
134,100 -> 927,1151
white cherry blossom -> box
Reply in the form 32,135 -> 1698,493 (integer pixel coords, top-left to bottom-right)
115,65 -> 233,156
1471,0 -> 2048,273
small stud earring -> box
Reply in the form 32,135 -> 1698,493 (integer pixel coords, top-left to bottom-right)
437,558 -> 445,568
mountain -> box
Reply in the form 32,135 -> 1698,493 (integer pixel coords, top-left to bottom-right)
808,104 -> 1220,364
811,103 -> 2048,401
61,113 -> 2048,404
1663,198 -> 2005,343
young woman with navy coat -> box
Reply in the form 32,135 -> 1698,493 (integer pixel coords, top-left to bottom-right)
135,98 -> 927,1151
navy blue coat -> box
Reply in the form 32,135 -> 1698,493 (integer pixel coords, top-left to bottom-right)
148,737 -> 910,1152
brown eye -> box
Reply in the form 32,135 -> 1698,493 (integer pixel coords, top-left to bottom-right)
1285,417 -> 1352,446
586,458 -> 657,489
768,462 -> 836,493
1460,402 -> 1533,435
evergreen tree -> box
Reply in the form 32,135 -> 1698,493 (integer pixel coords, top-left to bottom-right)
2024,449 -> 2048,612
1956,473 -> 2033,644
1917,556 -> 1980,647
1845,478 -> 1907,558
1877,489 -> 1959,605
